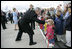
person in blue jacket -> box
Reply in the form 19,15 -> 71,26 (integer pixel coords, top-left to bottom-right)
54,10 -> 64,42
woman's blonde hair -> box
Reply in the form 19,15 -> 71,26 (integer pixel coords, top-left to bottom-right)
48,19 -> 54,25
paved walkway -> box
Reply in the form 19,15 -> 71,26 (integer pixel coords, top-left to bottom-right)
1,21 -> 47,48
1,21 -> 67,48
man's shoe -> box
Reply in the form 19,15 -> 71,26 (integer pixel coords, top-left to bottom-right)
29,42 -> 37,45
15,38 -> 21,41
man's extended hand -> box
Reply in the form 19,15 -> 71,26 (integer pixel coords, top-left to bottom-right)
45,20 -> 49,23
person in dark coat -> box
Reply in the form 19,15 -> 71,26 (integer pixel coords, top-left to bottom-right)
54,10 -> 64,41
1,11 -> 7,30
15,7 -> 48,45
8,10 -> 13,24
64,7 -> 71,47
2,11 -> 8,24
28,4 -> 35,30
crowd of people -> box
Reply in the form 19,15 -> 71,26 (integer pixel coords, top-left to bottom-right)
1,2 -> 71,48
38,3 -> 71,48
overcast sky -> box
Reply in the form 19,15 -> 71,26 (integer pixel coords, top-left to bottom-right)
1,1 -> 64,12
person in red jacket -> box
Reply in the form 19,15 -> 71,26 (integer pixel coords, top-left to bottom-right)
46,19 -> 55,47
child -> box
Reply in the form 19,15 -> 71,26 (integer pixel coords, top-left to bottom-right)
46,19 -> 55,48
39,17 -> 45,34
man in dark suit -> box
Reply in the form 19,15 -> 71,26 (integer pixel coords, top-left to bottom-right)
28,4 -> 35,30
15,7 -> 48,45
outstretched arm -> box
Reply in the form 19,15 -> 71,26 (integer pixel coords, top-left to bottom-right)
32,16 -> 45,24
